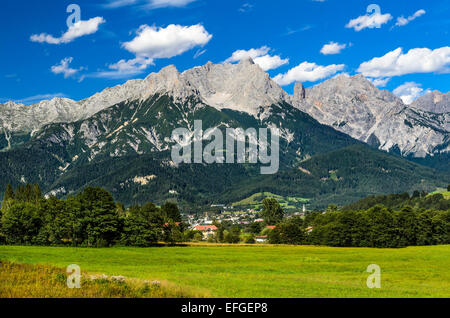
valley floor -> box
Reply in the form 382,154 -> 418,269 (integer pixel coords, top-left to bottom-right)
0,244 -> 449,298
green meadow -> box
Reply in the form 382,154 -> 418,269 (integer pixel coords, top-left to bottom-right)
1,245 -> 449,298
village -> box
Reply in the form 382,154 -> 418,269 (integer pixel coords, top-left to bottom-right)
183,204 -> 310,243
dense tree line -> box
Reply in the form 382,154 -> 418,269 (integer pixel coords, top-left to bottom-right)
0,184 -> 188,247
1,185 -> 449,248
267,193 -> 450,247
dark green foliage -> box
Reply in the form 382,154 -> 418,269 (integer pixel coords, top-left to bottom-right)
1,202 -> 41,245
76,187 -> 121,247
269,217 -> 306,245
224,227 -> 241,244
121,204 -> 164,247
344,191 -> 450,211
261,198 -> 284,225
161,202 -> 182,222
3,184 -> 14,202
0,185 -> 182,247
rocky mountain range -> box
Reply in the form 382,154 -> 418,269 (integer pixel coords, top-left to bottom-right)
0,59 -> 448,208
1,58 -> 448,158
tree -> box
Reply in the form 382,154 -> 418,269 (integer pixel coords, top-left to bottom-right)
161,202 -> 181,222
1,202 -> 41,244
447,184 -> 450,192
365,205 -> 398,248
163,222 -> 183,245
77,187 -> 120,247
276,217 -> 306,245
224,226 -> 241,243
3,184 -> 15,202
121,205 -> 162,247
261,198 -> 284,225
395,206 -> 417,247
1,184 -> 15,214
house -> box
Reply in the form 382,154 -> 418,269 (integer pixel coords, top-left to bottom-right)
255,236 -> 268,243
194,225 -> 218,239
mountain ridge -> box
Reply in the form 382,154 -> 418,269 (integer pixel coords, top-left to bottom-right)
1,60 -> 449,159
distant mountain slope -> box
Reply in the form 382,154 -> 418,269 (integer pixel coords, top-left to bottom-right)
222,144 -> 448,209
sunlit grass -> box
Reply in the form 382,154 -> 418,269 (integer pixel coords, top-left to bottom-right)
0,245 -> 449,298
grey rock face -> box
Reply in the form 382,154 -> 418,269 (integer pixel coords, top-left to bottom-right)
288,74 -> 449,158
411,91 -> 450,114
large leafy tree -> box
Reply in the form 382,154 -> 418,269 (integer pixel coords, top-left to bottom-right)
261,198 -> 284,225
76,187 -> 120,247
1,202 -> 41,244
161,202 -> 181,222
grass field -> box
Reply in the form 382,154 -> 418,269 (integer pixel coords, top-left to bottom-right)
232,192 -> 309,210
429,188 -> 450,199
1,245 -> 449,298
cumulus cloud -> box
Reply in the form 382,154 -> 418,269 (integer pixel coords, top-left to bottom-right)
123,24 -> 212,59
393,82 -> 430,105
96,24 -> 211,79
395,9 -> 426,27
30,17 -> 105,44
320,42 -> 347,55
93,56 -> 154,79
357,47 -> 450,78
225,46 -> 289,71
274,62 -> 345,86
51,57 -> 82,78
346,12 -> 392,31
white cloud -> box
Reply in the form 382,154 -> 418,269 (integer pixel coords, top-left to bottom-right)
274,62 -> 345,86
123,24 -> 212,59
95,24 -> 211,79
51,57 -> 82,78
104,0 -> 197,9
320,42 -> 347,55
357,47 -> 450,78
30,17 -> 105,45
146,0 -> 197,8
346,13 -> 392,31
393,82 -> 430,105
93,56 -> 154,79
238,3 -> 254,13
225,46 -> 289,71
395,9 -> 426,27
194,49 -> 206,59
369,77 -> 391,87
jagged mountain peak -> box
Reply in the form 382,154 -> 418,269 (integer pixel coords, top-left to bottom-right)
178,60 -> 288,115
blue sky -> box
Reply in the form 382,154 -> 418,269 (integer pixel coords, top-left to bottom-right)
1,0 -> 449,105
